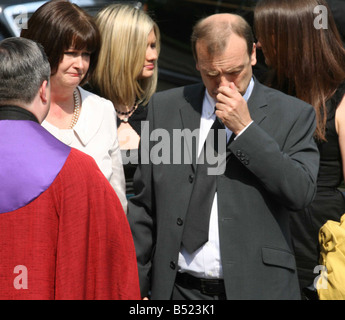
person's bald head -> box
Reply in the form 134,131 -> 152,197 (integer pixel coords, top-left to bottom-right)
191,13 -> 254,62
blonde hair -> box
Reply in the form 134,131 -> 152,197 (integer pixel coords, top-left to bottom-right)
90,4 -> 160,107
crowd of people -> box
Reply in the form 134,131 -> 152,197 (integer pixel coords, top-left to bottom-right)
0,0 -> 344,300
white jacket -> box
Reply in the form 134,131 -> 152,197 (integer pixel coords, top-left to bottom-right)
42,86 -> 127,213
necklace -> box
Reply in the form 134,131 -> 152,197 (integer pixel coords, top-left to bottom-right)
69,89 -> 80,129
115,105 -> 137,123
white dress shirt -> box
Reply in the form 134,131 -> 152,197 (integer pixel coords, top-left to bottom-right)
42,86 -> 127,214
178,78 -> 254,279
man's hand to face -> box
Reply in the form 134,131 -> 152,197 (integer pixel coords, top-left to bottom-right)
215,82 -> 252,135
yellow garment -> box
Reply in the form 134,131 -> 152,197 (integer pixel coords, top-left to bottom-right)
317,214 -> 345,300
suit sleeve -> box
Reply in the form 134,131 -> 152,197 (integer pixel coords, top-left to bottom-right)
229,101 -> 319,211
127,101 -> 156,298
54,149 -> 140,300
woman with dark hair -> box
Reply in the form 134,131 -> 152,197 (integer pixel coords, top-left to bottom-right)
254,0 -> 345,299
21,0 -> 127,213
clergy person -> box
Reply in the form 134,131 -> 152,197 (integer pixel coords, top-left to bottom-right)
0,37 -> 140,300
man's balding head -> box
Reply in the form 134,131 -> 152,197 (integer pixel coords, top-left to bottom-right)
191,13 -> 254,62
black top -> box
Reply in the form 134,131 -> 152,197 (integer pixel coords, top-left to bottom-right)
290,81 -> 345,297
118,103 -> 148,197
116,103 -> 148,136
82,82 -> 149,196
317,81 -> 345,188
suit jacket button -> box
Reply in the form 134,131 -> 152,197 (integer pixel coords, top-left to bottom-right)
188,174 -> 194,183
170,261 -> 176,270
236,150 -> 242,157
177,218 -> 183,226
244,159 -> 249,165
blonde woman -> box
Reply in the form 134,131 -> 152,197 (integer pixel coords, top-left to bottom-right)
89,4 -> 160,197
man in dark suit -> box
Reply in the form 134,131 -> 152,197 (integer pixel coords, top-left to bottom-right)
128,13 -> 319,300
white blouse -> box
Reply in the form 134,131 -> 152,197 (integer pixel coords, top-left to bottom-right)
42,87 -> 127,213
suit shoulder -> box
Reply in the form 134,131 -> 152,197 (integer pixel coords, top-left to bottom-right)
152,82 -> 203,101
259,82 -> 314,112
151,87 -> 182,104
149,83 -> 204,118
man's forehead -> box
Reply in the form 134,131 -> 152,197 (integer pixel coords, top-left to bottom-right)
197,44 -> 249,69
196,33 -> 248,57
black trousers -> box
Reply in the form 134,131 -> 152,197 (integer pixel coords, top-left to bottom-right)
172,282 -> 226,300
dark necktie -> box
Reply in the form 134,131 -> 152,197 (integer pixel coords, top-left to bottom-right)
182,116 -> 227,253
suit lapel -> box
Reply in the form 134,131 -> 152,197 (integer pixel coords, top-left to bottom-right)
247,78 -> 268,125
179,83 -> 205,171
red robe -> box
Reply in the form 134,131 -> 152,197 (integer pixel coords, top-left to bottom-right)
0,148 -> 140,300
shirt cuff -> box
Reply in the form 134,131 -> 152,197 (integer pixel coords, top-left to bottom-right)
234,121 -> 253,140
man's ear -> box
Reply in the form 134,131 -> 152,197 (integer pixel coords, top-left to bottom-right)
39,80 -> 49,104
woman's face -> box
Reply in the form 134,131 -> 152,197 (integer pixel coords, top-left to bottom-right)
139,29 -> 158,79
51,48 -> 91,89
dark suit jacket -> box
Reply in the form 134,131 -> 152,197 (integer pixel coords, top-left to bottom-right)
128,79 -> 320,300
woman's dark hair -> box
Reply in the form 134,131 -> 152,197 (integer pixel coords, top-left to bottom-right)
254,0 -> 345,141
21,0 -> 100,84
